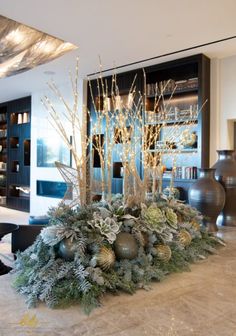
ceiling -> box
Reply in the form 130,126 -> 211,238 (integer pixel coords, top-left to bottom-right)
0,0 -> 236,103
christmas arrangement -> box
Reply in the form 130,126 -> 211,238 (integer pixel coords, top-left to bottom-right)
13,195 -> 224,314
12,59 -> 224,314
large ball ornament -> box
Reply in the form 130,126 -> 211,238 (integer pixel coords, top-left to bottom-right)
179,229 -> 192,247
155,244 -> 172,262
96,246 -> 116,270
58,238 -> 77,261
114,232 -> 138,260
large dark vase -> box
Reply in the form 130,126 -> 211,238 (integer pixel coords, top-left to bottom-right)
188,168 -> 225,232
212,150 -> 236,226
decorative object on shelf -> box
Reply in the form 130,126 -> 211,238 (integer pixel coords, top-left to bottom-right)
188,168 -> 225,232
114,232 -> 138,260
17,113 -> 22,124
212,150 -> 236,226
0,174 -> 6,187
58,237 -> 78,261
23,112 -> 28,124
180,129 -> 198,149
96,246 -> 116,270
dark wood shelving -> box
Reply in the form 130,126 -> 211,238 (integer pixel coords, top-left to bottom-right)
87,54 -> 210,201
0,96 -> 31,211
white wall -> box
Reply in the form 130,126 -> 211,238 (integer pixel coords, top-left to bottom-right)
30,79 -> 86,215
210,55 -> 236,165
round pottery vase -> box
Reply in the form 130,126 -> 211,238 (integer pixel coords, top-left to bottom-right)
212,150 -> 236,226
188,168 -> 225,232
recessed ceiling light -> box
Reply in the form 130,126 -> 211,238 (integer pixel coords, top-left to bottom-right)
0,15 -> 78,79
43,71 -> 56,76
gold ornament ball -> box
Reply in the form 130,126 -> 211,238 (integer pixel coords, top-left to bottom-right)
114,232 -> 138,260
97,246 -> 116,270
179,229 -> 192,247
155,244 -> 172,262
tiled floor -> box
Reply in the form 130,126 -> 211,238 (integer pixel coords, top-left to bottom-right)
0,227 -> 236,335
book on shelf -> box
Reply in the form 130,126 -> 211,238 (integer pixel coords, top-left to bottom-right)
163,166 -> 198,180
178,166 -> 198,179
146,77 -> 198,97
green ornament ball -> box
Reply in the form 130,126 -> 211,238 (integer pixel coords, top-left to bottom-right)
58,238 -> 77,261
114,232 -> 138,260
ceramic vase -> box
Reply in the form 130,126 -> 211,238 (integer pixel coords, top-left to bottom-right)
212,150 -> 236,226
188,168 -> 225,232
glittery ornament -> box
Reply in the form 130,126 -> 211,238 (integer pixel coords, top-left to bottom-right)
179,229 -> 192,247
96,246 -> 116,270
155,244 -> 172,262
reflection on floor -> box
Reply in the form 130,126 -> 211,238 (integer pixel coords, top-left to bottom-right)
0,227 -> 236,335
0,207 -> 29,267
0,206 -> 29,225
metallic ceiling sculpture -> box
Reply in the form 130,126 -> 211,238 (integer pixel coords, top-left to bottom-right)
0,15 -> 77,78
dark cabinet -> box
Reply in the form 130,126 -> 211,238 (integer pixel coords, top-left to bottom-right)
0,96 -> 31,212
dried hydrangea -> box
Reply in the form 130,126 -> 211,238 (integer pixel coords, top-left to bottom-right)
40,225 -> 65,246
88,212 -> 120,244
40,224 -> 83,246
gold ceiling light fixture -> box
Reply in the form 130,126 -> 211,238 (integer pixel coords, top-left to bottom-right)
0,15 -> 78,78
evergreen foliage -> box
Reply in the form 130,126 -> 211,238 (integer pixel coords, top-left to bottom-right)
13,196 -> 224,314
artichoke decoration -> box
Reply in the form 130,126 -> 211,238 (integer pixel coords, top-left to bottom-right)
142,205 -> 167,233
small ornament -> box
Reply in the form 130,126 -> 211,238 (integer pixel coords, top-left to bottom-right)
190,220 -> 201,231
58,238 -> 77,261
96,246 -> 116,270
114,232 -> 138,260
179,229 -> 192,247
155,244 -> 172,262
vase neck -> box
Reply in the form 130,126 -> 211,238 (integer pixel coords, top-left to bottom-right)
217,150 -> 235,160
199,168 -> 215,179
